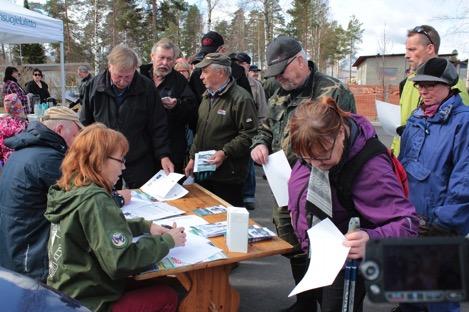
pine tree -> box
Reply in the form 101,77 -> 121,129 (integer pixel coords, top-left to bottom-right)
180,5 -> 203,58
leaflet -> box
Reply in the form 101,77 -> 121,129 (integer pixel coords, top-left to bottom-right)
194,150 -> 217,172
140,170 -> 188,201
123,191 -> 185,221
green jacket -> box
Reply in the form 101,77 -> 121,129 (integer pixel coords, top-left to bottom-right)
190,79 -> 258,184
252,61 -> 356,165
45,183 -> 175,312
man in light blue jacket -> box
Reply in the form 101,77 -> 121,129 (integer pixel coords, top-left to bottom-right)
399,58 -> 469,312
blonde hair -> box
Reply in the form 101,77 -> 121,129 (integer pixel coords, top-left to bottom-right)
58,123 -> 129,193
290,97 -> 350,159
107,44 -> 139,71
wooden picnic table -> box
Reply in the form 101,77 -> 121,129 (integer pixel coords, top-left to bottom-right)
135,183 -> 293,312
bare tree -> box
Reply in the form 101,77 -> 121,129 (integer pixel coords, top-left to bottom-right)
206,0 -> 221,30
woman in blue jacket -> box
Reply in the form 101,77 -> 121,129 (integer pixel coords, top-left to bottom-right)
399,57 -> 469,312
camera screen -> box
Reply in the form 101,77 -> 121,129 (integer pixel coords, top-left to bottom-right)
383,244 -> 462,291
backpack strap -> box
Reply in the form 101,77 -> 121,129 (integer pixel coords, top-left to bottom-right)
334,136 -> 387,214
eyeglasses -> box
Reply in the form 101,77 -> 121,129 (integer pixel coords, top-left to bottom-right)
412,26 -> 434,45
108,156 -> 126,165
33,73 -> 42,77
413,82 -> 440,91
301,134 -> 338,162
277,56 -> 298,76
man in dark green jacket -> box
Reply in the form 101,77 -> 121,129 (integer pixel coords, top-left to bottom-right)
185,53 -> 258,207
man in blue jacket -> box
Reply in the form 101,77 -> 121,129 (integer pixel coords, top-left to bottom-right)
0,107 -> 83,281
399,58 -> 469,312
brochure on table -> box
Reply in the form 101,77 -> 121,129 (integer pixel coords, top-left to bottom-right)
123,190 -> 185,221
140,170 -> 188,201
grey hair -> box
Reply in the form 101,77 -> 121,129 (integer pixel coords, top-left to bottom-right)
151,38 -> 180,58
208,63 -> 231,77
77,65 -> 90,73
107,44 -> 140,70
297,49 -> 308,63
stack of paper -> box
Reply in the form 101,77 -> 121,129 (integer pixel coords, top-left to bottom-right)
140,170 -> 188,201
194,150 -> 216,172
123,192 -> 185,221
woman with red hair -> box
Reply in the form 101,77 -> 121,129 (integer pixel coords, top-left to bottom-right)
45,123 -> 186,312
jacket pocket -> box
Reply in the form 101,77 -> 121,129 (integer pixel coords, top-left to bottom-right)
405,161 -> 431,181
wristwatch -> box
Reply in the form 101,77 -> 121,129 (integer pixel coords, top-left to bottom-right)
112,191 -> 125,207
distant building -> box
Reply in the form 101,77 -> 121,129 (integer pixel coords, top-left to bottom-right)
353,53 -> 467,86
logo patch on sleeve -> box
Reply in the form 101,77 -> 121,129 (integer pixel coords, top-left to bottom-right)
111,232 -> 128,248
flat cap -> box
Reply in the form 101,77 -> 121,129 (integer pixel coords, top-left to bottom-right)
264,36 -> 302,77
41,106 -> 84,129
195,53 -> 231,69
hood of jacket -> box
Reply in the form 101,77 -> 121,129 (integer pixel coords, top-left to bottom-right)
5,121 -> 67,155
45,183 -> 106,224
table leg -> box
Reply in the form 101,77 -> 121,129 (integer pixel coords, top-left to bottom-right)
177,265 -> 240,312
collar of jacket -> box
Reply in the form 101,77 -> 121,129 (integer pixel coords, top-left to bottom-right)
415,93 -> 460,124
95,70 -> 146,97
202,77 -> 235,98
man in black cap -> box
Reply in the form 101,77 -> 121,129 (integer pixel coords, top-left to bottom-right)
248,64 -> 261,80
185,53 -> 258,207
398,58 -> 469,312
250,36 -> 356,312
189,31 -> 252,105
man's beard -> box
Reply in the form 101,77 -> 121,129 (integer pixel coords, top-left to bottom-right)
154,67 -> 171,77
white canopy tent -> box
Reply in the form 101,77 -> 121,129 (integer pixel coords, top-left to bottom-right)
0,1 -> 65,103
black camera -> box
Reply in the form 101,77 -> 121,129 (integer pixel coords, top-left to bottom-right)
361,237 -> 469,303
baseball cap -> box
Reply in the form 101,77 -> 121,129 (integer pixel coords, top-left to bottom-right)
199,31 -> 224,54
195,53 -> 231,69
235,52 -> 251,64
249,65 -> 261,72
41,106 -> 84,129
411,58 -> 458,86
264,36 -> 302,77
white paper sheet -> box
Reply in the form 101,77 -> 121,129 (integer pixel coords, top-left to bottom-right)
132,232 -> 222,265
140,170 -> 187,200
262,150 -> 292,207
122,197 -> 185,221
289,218 -> 350,297
376,100 -> 401,136
164,232 -> 222,264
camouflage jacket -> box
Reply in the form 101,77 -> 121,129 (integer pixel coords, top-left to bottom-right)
252,61 -> 356,166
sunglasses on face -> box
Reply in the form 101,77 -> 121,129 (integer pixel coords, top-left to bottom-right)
412,26 -> 434,45
413,82 -> 440,90
33,73 -> 42,77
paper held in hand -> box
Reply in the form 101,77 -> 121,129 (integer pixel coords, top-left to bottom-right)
376,100 -> 400,136
262,150 -> 292,207
194,150 -> 217,172
140,170 -> 188,201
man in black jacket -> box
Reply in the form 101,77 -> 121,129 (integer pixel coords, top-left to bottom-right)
189,31 -> 252,106
80,45 -> 174,188
0,107 -> 82,282
140,38 -> 197,173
